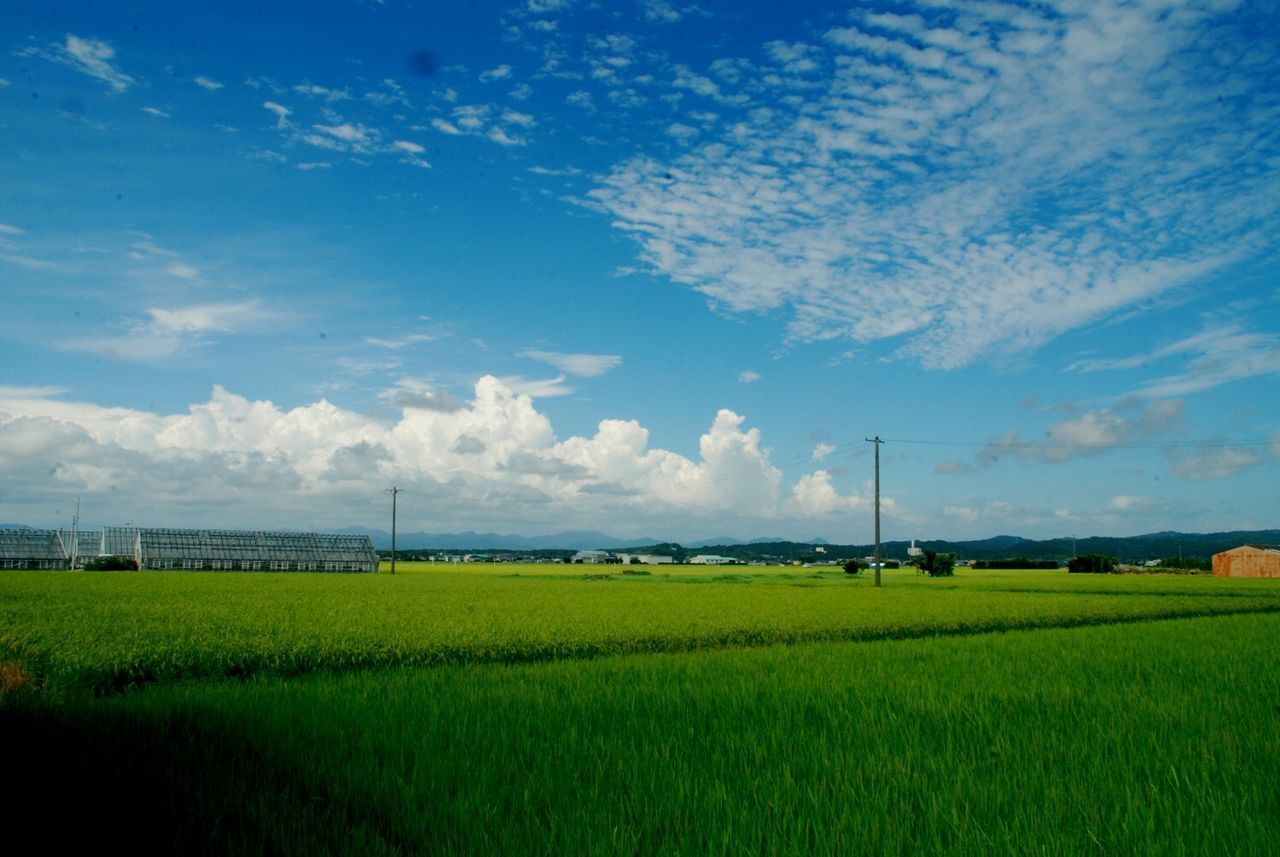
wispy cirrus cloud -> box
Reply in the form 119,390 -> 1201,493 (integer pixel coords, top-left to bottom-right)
64,300 -> 270,362
587,1 -> 1280,369
519,349 -> 621,377
366,333 -> 436,350
22,34 -> 135,93
937,399 -> 1186,472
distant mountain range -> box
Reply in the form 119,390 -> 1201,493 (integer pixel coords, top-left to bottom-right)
4,522 -> 1274,560
335,527 -> 1278,560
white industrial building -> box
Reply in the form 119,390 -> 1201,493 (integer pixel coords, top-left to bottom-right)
616,554 -> 674,565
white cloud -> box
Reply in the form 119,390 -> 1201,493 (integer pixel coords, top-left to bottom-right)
520,350 -> 621,377
811,442 -> 835,461
943,505 -> 979,523
142,106 -> 170,118
738,370 -> 762,383
1107,495 -> 1152,512
566,90 -> 594,109
785,470 -> 864,517
146,301 -> 263,334
0,224 -> 24,236
63,301 -> 268,363
312,122 -> 373,144
528,165 -> 582,177
262,101 -> 291,128
968,399 -> 1185,467
392,140 -> 426,154
45,34 -> 135,93
588,2 -> 1280,369
1068,324 -> 1280,398
366,333 -> 436,350
194,75 -> 224,90
487,127 -> 526,147
2,254 -> 59,270
431,118 -> 463,135
165,261 -> 200,280
0,377 -> 897,537
501,109 -> 536,127
638,0 -> 687,24
479,64 -> 513,83
499,375 -> 575,398
526,0 -> 570,14
293,83 -> 351,101
1170,446 -> 1266,481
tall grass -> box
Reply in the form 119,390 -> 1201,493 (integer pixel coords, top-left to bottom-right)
7,613 -> 1278,854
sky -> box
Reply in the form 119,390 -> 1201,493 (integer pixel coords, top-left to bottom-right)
2,0 -> 1278,543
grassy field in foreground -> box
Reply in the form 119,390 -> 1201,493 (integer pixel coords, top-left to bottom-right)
2,566 -> 1277,694
3,568 -> 1278,853
6,612 -> 1279,854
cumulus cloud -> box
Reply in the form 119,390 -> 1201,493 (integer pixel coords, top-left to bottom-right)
738,370 -> 762,383
785,470 -> 865,517
0,378 -> 881,537
588,2 -> 1280,369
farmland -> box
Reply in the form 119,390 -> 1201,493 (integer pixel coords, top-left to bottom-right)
3,565 -> 1279,854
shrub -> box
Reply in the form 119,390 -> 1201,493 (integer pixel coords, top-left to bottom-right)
83,556 -> 139,571
843,560 -> 864,575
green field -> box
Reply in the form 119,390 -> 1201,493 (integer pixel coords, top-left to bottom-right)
3,565 -> 1278,854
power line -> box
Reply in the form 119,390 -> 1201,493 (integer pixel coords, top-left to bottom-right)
882,437 -> 1273,451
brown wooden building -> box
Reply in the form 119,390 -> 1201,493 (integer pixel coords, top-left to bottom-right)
1212,545 -> 1280,578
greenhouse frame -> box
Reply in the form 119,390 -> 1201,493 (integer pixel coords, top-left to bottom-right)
0,527 -> 378,573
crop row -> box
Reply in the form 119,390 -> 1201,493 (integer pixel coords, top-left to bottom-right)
3,568 -> 1277,694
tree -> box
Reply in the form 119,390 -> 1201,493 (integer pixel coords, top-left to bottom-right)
843,559 -> 865,575
915,549 -> 955,577
1068,553 -> 1116,574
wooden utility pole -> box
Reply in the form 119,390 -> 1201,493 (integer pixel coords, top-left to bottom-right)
387,486 -> 400,574
866,437 -> 883,587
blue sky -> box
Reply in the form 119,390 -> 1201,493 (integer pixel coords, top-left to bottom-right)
2,0 -> 1277,543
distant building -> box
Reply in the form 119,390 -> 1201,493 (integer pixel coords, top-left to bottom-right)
573,550 -> 613,564
0,527 -> 377,573
616,554 -> 674,565
689,554 -> 736,565
0,529 -> 70,569
1212,545 -> 1280,578
907,539 -> 923,558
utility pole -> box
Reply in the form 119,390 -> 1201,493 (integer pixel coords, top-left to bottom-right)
386,486 -> 400,574
866,437 -> 883,587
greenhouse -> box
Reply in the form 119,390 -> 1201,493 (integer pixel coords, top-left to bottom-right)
0,527 -> 378,573
0,529 -> 70,569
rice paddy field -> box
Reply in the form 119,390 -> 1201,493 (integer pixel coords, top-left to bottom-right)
3,563 -> 1279,854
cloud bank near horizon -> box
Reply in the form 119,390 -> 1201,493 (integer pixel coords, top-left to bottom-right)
0,377 -> 878,537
